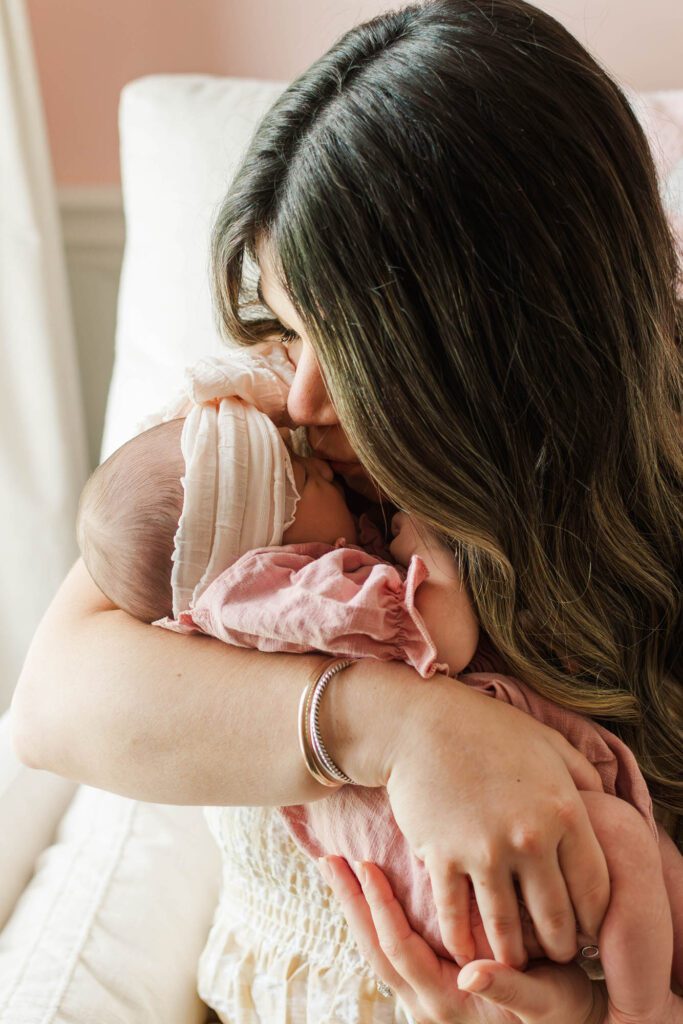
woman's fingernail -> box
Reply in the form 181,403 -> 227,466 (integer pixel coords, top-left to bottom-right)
318,857 -> 334,885
353,860 -> 368,887
459,970 -> 492,993
454,954 -> 472,968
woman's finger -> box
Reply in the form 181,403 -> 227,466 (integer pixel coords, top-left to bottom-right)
556,811 -> 610,945
516,854 -> 578,963
320,856 -> 475,1021
546,732 -> 603,794
352,859 -> 459,993
470,867 -> 528,968
458,960 -> 548,1020
457,959 -> 600,1024
428,864 -> 475,966
322,859 -> 601,1024
317,856 -> 416,1004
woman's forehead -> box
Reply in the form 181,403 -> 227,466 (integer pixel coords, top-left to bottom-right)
255,243 -> 303,332
254,235 -> 279,287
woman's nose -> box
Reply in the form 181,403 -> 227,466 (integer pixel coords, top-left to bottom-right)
286,339 -> 339,427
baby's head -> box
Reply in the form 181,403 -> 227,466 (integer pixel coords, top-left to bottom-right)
77,418 -> 185,622
77,412 -> 358,623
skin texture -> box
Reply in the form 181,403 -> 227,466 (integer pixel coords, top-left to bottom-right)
283,451 -> 359,546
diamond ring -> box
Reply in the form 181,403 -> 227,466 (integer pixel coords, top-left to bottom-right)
376,978 -> 393,998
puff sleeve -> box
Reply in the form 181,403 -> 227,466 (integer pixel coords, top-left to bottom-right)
160,542 -> 450,678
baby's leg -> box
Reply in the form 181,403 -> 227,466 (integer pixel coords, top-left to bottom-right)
581,790 -> 675,1020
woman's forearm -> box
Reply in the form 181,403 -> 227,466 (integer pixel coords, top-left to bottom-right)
10,559 -> 431,806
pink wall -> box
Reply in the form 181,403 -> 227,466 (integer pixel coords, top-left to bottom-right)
26,0 -> 683,186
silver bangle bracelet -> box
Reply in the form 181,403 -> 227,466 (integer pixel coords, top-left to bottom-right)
298,658 -> 359,788
309,659 -> 357,785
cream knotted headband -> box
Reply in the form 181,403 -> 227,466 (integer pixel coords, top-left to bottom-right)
139,342 -> 300,617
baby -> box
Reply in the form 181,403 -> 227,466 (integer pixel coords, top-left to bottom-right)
77,345 -> 681,1013
77,341 -> 356,624
77,415 -> 361,625
78,342 -> 478,672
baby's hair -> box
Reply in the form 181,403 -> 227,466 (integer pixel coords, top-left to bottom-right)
76,418 -> 185,622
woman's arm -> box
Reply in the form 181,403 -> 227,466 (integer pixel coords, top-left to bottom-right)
10,559 -> 399,805
11,558 -> 610,970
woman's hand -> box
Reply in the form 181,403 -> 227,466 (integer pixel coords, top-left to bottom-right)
319,855 -> 606,1024
379,676 -> 610,970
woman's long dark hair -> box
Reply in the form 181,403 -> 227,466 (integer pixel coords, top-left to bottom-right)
210,0 -> 682,835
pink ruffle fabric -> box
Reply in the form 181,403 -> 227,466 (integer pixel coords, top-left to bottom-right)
167,540 -> 656,963
174,540 -> 449,679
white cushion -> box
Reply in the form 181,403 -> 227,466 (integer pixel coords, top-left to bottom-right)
0,784 -> 221,1024
101,75 -> 287,459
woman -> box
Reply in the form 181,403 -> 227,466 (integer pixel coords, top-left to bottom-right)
12,0 -> 681,1021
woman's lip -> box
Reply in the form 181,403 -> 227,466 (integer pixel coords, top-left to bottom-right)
329,460 -> 360,472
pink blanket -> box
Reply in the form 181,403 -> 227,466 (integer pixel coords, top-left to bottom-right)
170,538 -> 656,962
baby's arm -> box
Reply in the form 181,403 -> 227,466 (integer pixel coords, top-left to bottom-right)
389,512 -> 479,675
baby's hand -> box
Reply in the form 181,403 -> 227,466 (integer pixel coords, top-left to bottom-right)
389,512 -> 448,567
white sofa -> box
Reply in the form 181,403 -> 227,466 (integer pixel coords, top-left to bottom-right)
0,74 -> 681,1024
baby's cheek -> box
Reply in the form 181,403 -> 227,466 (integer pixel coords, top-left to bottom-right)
337,499 -> 358,545
282,499 -> 310,543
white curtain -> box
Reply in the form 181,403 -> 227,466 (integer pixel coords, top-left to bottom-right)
0,0 -> 88,711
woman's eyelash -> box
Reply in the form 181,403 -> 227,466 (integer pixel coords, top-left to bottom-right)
279,327 -> 299,345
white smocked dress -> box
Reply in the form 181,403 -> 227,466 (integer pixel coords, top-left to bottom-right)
197,803 -> 415,1024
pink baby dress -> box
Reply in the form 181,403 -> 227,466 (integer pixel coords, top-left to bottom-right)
169,528 -> 657,966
